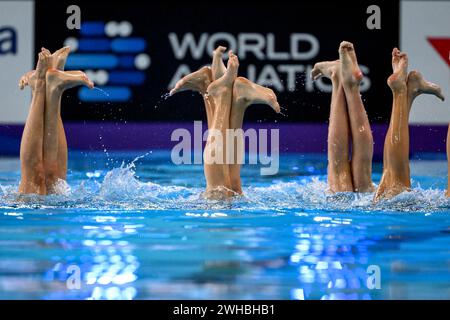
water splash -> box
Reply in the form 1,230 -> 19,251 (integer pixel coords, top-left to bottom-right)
154,92 -> 171,109
99,161 -> 154,200
93,87 -> 110,97
1,162 -> 450,213
53,179 -> 71,195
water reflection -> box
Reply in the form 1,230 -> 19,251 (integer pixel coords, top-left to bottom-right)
44,215 -> 140,300
1,207 -> 447,299
289,214 -> 375,300
1,152 -> 450,299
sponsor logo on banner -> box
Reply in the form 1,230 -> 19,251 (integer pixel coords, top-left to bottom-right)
0,0 -> 34,124
63,21 -> 151,103
166,32 -> 372,94
36,2 -> 398,123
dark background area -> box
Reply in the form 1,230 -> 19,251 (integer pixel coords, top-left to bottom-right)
35,0 -> 399,124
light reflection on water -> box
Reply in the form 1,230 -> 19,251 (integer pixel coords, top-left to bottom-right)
41,217 -> 140,300
0,152 -> 449,299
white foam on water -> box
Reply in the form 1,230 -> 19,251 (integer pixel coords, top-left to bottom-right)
185,212 -> 228,218
1,159 -> 450,213
53,179 -> 71,195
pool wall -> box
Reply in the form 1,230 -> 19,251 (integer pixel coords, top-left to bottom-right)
0,122 -> 447,158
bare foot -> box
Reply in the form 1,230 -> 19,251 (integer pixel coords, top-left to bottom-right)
51,46 -> 71,70
311,60 -> 340,82
226,51 -> 239,82
35,50 -> 52,80
170,66 -> 212,96
212,46 -> 227,81
407,70 -> 445,102
232,77 -> 280,113
18,46 -> 71,90
339,41 -> 363,86
391,48 -> 401,71
207,50 -> 239,94
40,47 -> 51,57
46,69 -> 94,92
387,48 -> 408,91
19,70 -> 36,90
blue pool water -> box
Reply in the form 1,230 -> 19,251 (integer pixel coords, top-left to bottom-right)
0,151 -> 449,300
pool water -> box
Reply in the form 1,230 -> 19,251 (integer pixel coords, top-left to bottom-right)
0,151 -> 449,300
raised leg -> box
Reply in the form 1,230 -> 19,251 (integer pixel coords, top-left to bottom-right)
228,77 -> 280,193
44,69 -> 93,193
338,41 -> 374,192
18,51 -> 52,194
375,49 -> 445,201
19,47 -> 72,180
202,51 -> 239,198
53,47 -> 71,179
311,60 -> 353,192
374,49 -> 410,201
407,70 -> 445,196
56,117 -> 68,180
51,47 -> 71,180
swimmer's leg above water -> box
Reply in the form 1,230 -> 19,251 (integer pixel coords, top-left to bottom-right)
312,41 -> 374,193
18,47 -> 94,195
19,47 -> 72,181
374,48 -> 410,201
374,48 -> 444,201
44,69 -> 93,193
170,47 -> 281,197
311,59 -> 353,192
18,51 -> 51,195
202,50 -> 239,198
229,77 -> 280,194
339,41 -> 374,192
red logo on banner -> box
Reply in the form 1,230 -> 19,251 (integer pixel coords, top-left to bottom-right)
427,37 -> 450,67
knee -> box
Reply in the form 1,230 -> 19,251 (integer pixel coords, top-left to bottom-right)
29,163 -> 46,187
44,162 -> 59,181
21,154 -> 44,177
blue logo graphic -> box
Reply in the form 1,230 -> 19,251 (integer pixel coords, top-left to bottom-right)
64,21 -> 150,103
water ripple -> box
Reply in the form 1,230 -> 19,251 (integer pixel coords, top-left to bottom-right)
1,160 -> 449,213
